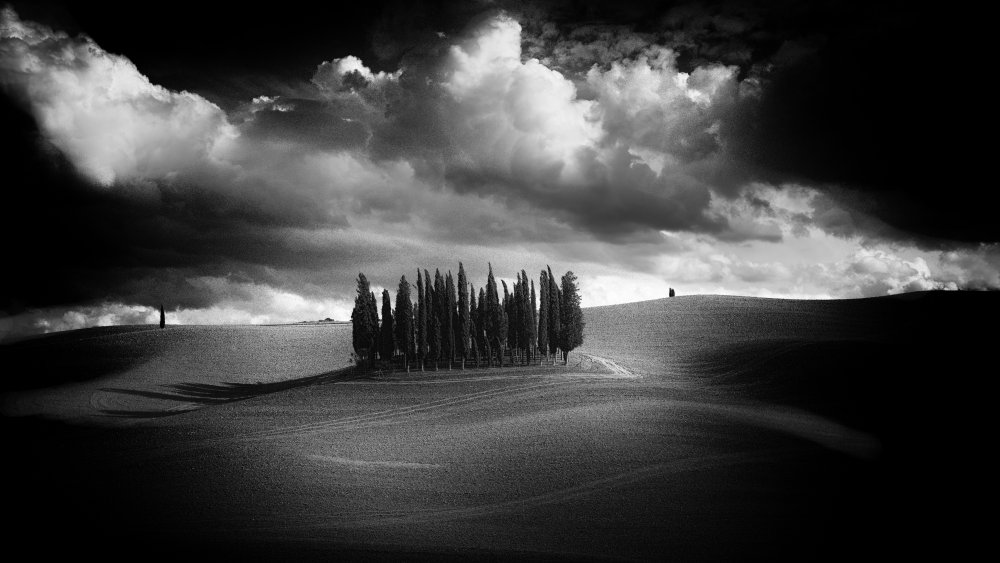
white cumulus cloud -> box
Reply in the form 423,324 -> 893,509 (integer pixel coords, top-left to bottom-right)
0,7 -> 235,186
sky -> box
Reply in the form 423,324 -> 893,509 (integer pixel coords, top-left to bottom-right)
1,0 -> 997,339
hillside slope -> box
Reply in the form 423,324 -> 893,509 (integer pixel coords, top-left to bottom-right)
2,291 -> 997,561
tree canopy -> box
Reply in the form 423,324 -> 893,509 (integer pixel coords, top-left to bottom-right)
350,273 -> 378,361
350,264 -> 585,369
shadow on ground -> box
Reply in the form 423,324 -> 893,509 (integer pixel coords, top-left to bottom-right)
1,326 -> 161,391
99,366 -> 359,418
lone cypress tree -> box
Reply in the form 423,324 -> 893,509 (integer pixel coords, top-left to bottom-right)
538,270 -> 548,361
379,289 -> 394,362
559,271 -> 585,364
547,266 -> 561,363
159,304 -> 165,329
351,273 -> 378,363
458,263 -> 471,369
394,276 -> 414,370
416,270 -> 426,370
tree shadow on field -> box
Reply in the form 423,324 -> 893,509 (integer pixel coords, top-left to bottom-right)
98,366 -> 357,418
0,326 -> 160,391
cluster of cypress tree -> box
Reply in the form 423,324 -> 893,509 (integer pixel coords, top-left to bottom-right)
350,263 -> 585,370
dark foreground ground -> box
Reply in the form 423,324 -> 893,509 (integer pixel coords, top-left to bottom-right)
3,291 -> 997,561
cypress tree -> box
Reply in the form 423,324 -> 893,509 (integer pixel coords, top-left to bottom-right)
370,290 -> 379,353
547,265 -> 561,362
529,277 -> 538,365
478,286 -> 488,366
379,289 -> 394,362
351,273 -> 378,363
510,272 -> 527,364
445,271 -> 456,368
394,275 -> 414,370
428,269 -> 439,368
518,271 -> 533,364
499,290 -> 509,366
159,304 -> 165,329
559,271 -> 585,364
510,277 -> 519,363
512,276 -> 521,363
416,270 -> 426,370
469,284 -> 478,367
502,279 -> 513,365
485,264 -> 505,367
538,270 -> 548,361
458,263 -> 470,369
411,306 -> 417,365
469,315 -> 479,367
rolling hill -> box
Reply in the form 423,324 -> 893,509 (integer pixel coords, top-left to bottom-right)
2,291 -> 996,561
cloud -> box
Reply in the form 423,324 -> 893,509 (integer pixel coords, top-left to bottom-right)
1,277 -> 355,340
586,46 -> 737,159
28,302 -> 160,335
440,15 -> 600,179
373,14 -> 753,240
313,55 -> 399,96
936,245 -> 1000,291
625,230 -> 991,301
827,249 -> 948,298
0,7 -> 234,186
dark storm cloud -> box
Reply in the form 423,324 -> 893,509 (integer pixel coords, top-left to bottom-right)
490,1 -> 999,246
691,2 -> 997,245
442,153 -> 727,242
0,97 -> 343,312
